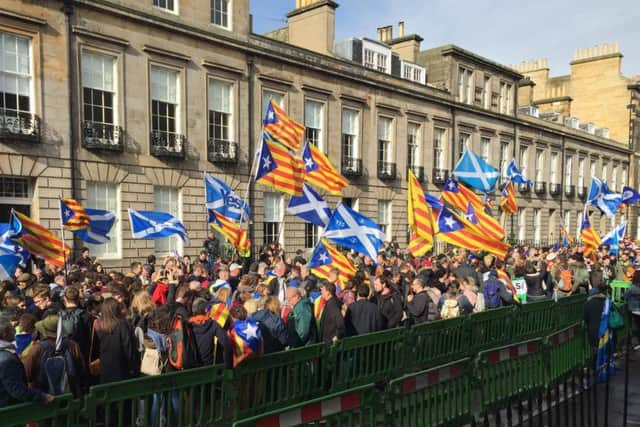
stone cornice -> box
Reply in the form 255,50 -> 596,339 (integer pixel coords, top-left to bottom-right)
0,8 -> 47,26
72,26 -> 130,47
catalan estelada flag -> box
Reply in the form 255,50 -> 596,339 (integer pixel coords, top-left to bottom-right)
302,142 -> 348,195
560,218 -> 574,247
499,181 -> 518,214
256,132 -> 305,196
207,301 -> 230,329
209,211 -> 251,257
580,212 -> 601,256
408,226 -> 432,257
407,170 -> 434,255
435,206 -> 510,260
9,210 -> 70,268
263,99 -> 305,152
308,239 -> 356,284
442,177 -> 506,241
60,199 -> 90,231
229,318 -> 262,367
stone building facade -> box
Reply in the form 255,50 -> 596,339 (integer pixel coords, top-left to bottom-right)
0,0 -> 633,268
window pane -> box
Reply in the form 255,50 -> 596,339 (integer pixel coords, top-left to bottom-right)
150,66 -> 178,103
82,51 -> 115,92
209,79 -> 232,113
154,186 -> 179,254
304,100 -> 323,129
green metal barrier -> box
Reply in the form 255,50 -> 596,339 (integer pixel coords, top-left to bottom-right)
512,299 -> 556,342
475,339 -> 546,414
0,394 -> 82,427
231,384 -> 379,427
555,293 -> 587,329
83,364 -> 227,426
385,358 -> 472,427
407,316 -> 468,371
468,306 -> 515,353
545,322 -> 590,382
610,280 -> 631,307
230,342 -> 327,420
329,327 -> 406,392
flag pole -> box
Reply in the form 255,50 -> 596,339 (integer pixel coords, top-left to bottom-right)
57,199 -> 69,284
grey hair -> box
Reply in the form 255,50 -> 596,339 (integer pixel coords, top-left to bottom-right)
0,317 -> 15,342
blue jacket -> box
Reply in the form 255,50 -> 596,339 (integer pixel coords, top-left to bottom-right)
0,341 -> 46,408
252,310 -> 288,354
627,284 -> 640,313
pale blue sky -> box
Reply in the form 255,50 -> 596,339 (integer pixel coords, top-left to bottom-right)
250,0 -> 639,77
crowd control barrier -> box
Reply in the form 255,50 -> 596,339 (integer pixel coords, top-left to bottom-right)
1,294 -> 632,427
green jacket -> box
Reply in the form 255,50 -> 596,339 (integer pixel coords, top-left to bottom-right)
287,298 -> 316,347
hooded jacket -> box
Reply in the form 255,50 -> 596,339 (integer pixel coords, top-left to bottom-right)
188,315 -> 232,369
251,310 -> 288,354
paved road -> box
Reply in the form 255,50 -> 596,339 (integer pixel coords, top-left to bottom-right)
606,352 -> 640,426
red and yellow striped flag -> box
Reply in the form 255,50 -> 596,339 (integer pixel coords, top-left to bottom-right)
263,99 -> 305,152
210,212 -> 251,257
407,170 -> 434,256
10,210 -> 70,268
256,134 -> 305,196
60,198 -> 90,231
580,213 -> 601,257
499,181 -> 518,214
308,239 -> 356,284
302,142 -> 348,195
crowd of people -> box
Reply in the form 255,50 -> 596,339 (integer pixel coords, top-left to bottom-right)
1,231 -> 639,409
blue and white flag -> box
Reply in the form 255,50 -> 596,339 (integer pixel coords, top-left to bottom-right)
505,159 -> 533,186
621,186 -> 640,205
601,221 -> 626,255
0,223 -> 30,267
588,177 -> 622,218
204,174 -> 251,222
128,209 -> 189,243
75,209 -> 116,244
287,183 -> 331,227
0,254 -> 21,281
322,204 -> 385,259
465,202 -> 478,225
453,149 -> 500,192
595,298 -> 615,383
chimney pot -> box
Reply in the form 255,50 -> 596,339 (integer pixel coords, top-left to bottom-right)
398,21 -> 405,38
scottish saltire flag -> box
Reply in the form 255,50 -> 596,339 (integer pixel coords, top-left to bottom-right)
0,254 -> 20,281
60,199 -> 90,231
621,186 -> 640,205
595,298 -> 615,383
229,317 -> 261,367
75,209 -> 116,244
505,159 -> 533,186
0,223 -> 30,266
322,204 -> 385,260
588,177 -> 622,218
287,183 -> 331,227
204,174 -> 251,221
453,149 -> 500,192
601,221 -> 626,255
128,209 -> 189,243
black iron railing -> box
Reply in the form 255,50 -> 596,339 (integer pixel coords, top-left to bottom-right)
534,181 -> 546,195
207,139 -> 238,163
82,121 -> 123,151
150,131 -> 186,158
432,168 -> 449,184
0,110 -> 40,143
378,161 -> 396,180
341,157 -> 363,177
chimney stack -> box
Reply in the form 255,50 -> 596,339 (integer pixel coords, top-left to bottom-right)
398,21 -> 405,38
384,21 -> 423,63
377,25 -> 393,43
287,0 -> 339,56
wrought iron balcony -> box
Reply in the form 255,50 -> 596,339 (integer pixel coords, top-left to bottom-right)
207,139 -> 238,163
577,186 -> 588,200
82,121 -> 123,151
549,183 -> 562,197
377,161 -> 397,180
518,182 -> 531,193
564,184 -> 575,198
432,168 -> 449,184
534,181 -> 546,195
150,131 -> 186,158
341,157 -> 363,177
0,110 -> 41,143
408,165 -> 425,182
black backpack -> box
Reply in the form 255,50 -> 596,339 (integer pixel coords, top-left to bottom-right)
58,308 -> 83,340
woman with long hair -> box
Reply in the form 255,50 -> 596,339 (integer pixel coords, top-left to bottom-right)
95,298 -> 134,384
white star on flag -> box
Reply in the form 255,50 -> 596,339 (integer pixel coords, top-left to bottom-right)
244,323 -> 258,339
304,157 -> 314,169
318,252 -> 328,263
443,215 -> 456,229
262,156 -> 272,169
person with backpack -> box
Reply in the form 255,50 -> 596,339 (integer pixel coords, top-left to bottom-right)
189,298 -> 232,368
23,315 -> 85,397
440,286 -> 461,319
569,253 -> 590,295
483,270 -> 514,308
59,287 -> 91,363
94,299 -> 135,384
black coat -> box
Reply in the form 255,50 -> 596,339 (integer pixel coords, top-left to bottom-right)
377,291 -> 403,329
320,297 -> 345,343
584,293 -> 607,347
406,290 -> 430,324
0,344 -> 46,408
96,321 -> 134,384
344,299 -> 383,336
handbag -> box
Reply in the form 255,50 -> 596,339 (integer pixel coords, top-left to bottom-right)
88,320 -> 101,376
140,347 -> 165,376
608,305 -> 625,329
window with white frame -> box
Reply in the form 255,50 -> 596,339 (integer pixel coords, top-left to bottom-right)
263,192 -> 283,245
0,32 -> 33,122
550,152 -> 559,184
407,122 -> 421,168
304,224 -> 320,249
82,50 -> 117,128
602,162 -> 608,183
211,0 -> 230,29
153,0 -> 176,12
402,62 -> 424,84
304,99 -> 324,151
565,155 -> 573,187
376,53 -> 387,73
518,209 -> 526,241
483,75 -> 491,108
154,186 -> 180,254
458,132 -> 470,159
342,197 -> 359,211
363,49 -> 375,69
578,157 -> 585,188
208,79 -> 233,144
457,67 -> 473,104
433,127 -> 446,170
377,116 -> 393,164
377,200 -> 392,241
341,108 -> 360,163
535,149 -> 544,181
150,65 -> 180,145
480,136 -> 491,162
261,88 -> 284,119
564,211 -> 571,234
499,82 -> 512,114
519,145 -> 529,174
621,166 -> 628,190
590,159 -> 597,181
87,182 -> 120,258
533,208 -> 541,244
499,141 -> 510,175
612,165 -> 618,190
